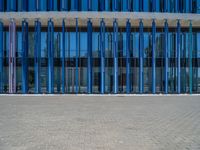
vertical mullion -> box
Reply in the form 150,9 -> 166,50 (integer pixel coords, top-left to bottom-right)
127,0 -> 131,11
51,21 -> 54,93
100,0 -> 105,11
34,20 -> 41,94
57,33 -> 61,93
126,19 -> 131,94
87,19 -> 92,94
22,0 -> 28,11
0,0 -> 4,11
75,18 -> 79,94
152,19 -> 156,94
9,19 -> 16,93
189,21 -> 193,94
164,20 -> 168,94
75,0 -> 78,10
100,19 -> 105,94
139,0 -> 142,11
152,0 -> 156,12
113,19 -> 118,94
177,20 -> 181,94
88,0 -> 92,11
0,22 -> 3,93
164,0 -> 168,12
48,0 -> 53,11
139,19 -> 144,94
47,19 -> 54,93
22,20 -> 28,94
61,19 -> 65,93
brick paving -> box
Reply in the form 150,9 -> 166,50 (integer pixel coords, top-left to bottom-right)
0,95 -> 200,150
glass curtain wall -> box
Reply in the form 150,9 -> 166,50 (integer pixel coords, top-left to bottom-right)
0,21 -> 199,94
1,0 -> 199,13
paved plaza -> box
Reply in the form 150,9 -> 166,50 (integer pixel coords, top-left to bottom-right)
0,95 -> 200,150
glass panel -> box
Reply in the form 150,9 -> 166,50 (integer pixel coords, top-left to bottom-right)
81,0 -> 88,11
105,0 -> 112,11
197,0 -> 200,13
132,30 -> 139,93
92,32 -> 100,93
133,0 -> 139,11
79,30 -> 87,93
40,0 -> 47,11
92,0 -> 99,11
28,0 -> 36,11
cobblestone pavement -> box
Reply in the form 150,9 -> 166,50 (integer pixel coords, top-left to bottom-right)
0,95 -> 200,150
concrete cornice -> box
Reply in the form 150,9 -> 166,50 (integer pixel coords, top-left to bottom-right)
0,11 -> 199,27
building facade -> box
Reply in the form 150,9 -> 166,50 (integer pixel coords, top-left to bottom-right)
0,0 -> 200,94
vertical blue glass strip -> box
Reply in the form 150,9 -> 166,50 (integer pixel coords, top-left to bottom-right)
133,0 -> 139,11
164,20 -> 168,94
22,0 -> 28,11
87,19 -> 92,94
88,0 -> 92,11
152,0 -> 156,12
197,0 -> 200,13
11,0 -> 16,11
126,19 -> 131,94
60,0 -> 68,11
113,0 -> 118,11
74,0 -> 78,10
0,22 -> 3,93
139,0 -> 143,11
9,19 -> 16,93
139,19 -> 144,94
100,0 -> 105,11
175,0 -> 179,12
47,19 -> 54,93
75,18 -> 79,94
0,0 -> 4,11
61,20 -> 65,93
57,33 -> 61,92
22,20 -> 28,94
7,0 -> 10,11
48,0 -> 54,11
164,0 -> 168,12
34,20 -> 41,94
113,19 -> 118,94
177,20 -> 181,94
189,21 -> 193,94
152,19 -> 156,94
28,0 -> 36,11
143,0 -> 149,12
40,0 -> 47,11
127,0 -> 131,11
100,19 -> 105,94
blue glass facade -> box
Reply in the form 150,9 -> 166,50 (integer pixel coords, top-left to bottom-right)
0,0 -> 199,94
1,0 -> 200,13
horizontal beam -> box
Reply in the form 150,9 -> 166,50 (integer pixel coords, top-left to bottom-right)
0,12 -> 200,27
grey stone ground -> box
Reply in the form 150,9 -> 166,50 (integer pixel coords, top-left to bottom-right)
0,95 -> 200,150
